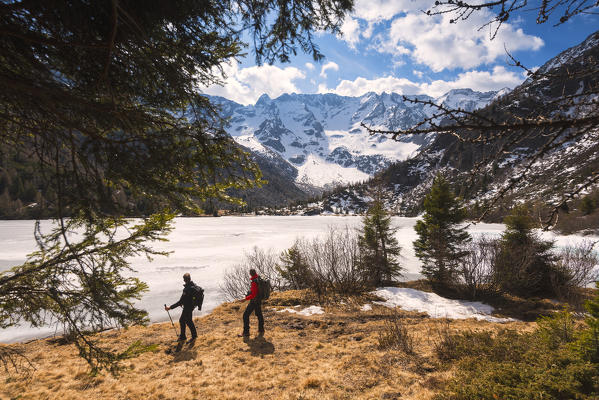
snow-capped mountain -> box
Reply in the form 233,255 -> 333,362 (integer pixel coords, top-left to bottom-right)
210,89 -> 502,189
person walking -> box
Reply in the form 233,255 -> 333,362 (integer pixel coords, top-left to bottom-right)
165,273 -> 198,342
239,268 -> 264,337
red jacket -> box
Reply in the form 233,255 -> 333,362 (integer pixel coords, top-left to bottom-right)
245,274 -> 259,301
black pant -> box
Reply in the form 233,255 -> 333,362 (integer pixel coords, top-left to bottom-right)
179,308 -> 197,339
243,300 -> 264,335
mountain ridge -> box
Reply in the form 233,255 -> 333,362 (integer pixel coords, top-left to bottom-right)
210,88 -> 503,191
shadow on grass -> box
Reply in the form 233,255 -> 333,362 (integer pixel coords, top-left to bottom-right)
166,339 -> 198,363
243,335 -> 275,356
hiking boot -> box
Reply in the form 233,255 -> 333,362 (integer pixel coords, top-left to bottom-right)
177,336 -> 187,342
187,337 -> 197,344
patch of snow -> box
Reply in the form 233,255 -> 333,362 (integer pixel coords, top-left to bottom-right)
373,287 -> 515,323
361,304 -> 372,311
235,134 -> 267,153
295,154 -> 369,187
278,305 -> 325,316
325,128 -> 420,160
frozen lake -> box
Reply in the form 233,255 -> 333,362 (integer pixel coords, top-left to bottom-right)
0,216 -> 594,343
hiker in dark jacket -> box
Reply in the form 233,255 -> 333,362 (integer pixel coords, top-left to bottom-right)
239,268 -> 264,337
165,273 -> 197,342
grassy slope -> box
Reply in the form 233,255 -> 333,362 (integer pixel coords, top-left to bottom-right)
1,291 -> 535,400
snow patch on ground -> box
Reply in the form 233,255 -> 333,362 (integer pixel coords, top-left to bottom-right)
235,134 -> 267,153
361,304 -> 372,311
374,287 -> 515,323
277,305 -> 325,316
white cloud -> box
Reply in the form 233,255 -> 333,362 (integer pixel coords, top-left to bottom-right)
420,66 -> 526,96
383,11 -> 543,72
339,0 -> 422,47
392,59 -> 406,68
320,61 -> 340,78
322,75 -> 421,96
413,70 -> 424,78
352,0 -> 423,22
320,65 -> 524,97
202,60 -> 305,105
305,62 -> 315,70
373,35 -> 411,56
338,0 -> 543,73
363,21 -> 375,39
340,17 -> 362,48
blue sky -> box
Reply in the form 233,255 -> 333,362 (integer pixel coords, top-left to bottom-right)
204,0 -> 598,105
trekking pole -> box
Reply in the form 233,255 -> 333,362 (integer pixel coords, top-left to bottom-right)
165,304 -> 178,338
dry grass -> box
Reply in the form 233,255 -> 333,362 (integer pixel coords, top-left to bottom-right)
0,290 -> 534,400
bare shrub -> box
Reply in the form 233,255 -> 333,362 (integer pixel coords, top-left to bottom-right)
300,227 -> 369,296
220,263 -> 250,302
245,246 -> 285,290
552,241 -> 599,306
221,227 -> 370,301
220,247 -> 282,301
377,309 -> 416,354
556,241 -> 599,288
459,235 -> 498,299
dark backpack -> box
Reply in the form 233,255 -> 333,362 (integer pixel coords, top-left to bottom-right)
190,284 -> 204,310
256,277 -> 271,301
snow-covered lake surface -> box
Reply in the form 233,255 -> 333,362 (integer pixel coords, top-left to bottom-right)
0,216 -> 595,343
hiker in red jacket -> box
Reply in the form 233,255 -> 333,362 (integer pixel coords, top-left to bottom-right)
239,268 -> 264,337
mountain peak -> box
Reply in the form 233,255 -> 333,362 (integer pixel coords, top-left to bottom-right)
445,88 -> 475,95
435,88 -> 500,110
256,93 -> 271,106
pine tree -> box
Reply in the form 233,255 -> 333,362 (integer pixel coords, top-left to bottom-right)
278,244 -> 313,289
581,195 -> 596,215
413,175 -> 471,285
492,205 -> 562,297
359,198 -> 402,286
